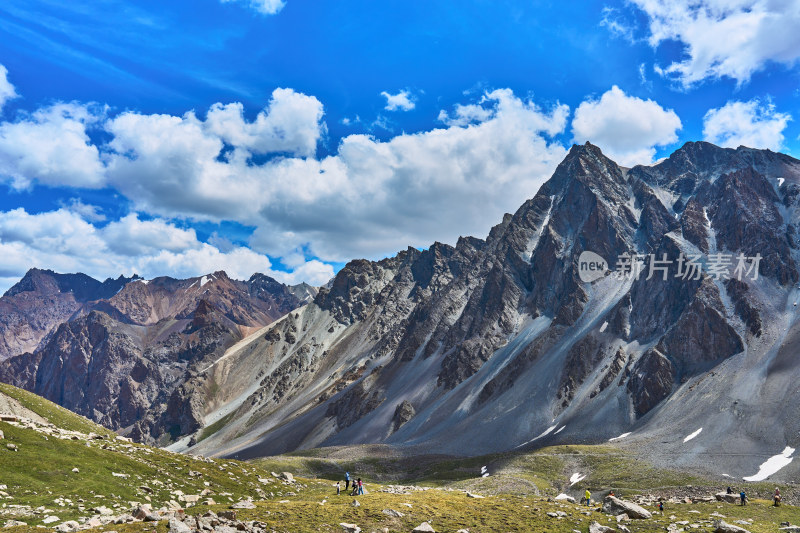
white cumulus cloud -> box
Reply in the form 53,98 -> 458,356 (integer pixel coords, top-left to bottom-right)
702,99 -> 791,150
381,90 -> 416,111
631,0 -> 800,86
0,207 -> 333,295
0,65 -> 17,112
220,0 -> 285,15
99,87 -> 568,264
571,85 -> 682,166
0,102 -> 106,189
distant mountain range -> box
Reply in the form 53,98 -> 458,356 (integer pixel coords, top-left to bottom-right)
0,268 -> 313,443
1,141 -> 799,481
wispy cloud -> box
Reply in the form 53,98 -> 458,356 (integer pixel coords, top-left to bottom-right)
220,0 -> 285,16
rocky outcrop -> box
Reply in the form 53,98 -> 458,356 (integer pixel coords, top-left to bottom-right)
0,269 -> 140,362
627,348 -> 674,417
602,496 -> 652,519
391,400 -> 415,433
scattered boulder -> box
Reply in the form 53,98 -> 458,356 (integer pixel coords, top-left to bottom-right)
0,429 -> 4,439
54,521 -> 80,532
3,521 -> 27,528
280,472 -> 295,483
340,524 -> 361,533
42,516 -> 60,524
413,523 -> 436,533
466,492 -> 484,499
590,521 -> 616,533
351,500 -> 360,507
218,511 -> 237,521
780,527 -> 800,532
602,496 -> 651,519
230,500 -> 255,509
714,520 -> 751,533
382,509 -> 404,518
6,443 -> 17,451
715,493 -> 740,504
131,505 -> 152,520
71,467 -> 79,473
168,517 -> 192,533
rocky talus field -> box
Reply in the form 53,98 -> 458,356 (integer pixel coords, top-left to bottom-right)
2,382 -> 800,533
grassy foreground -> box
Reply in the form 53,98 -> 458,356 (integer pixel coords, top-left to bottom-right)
2,382 -> 799,532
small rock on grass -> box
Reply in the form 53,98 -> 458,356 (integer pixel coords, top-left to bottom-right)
589,521 -> 616,533
382,509 -> 404,518
339,523 -> 361,533
413,523 -> 435,533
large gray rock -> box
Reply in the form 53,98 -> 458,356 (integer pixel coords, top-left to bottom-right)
413,523 -> 436,533
339,524 -> 361,533
230,500 -> 255,509
714,520 -> 751,533
168,517 -> 192,533
602,496 -> 652,519
715,493 -> 740,504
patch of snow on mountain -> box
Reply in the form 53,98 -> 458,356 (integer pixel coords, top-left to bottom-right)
743,447 -> 795,481
609,432 -> 631,442
569,473 -> 586,486
683,428 -> 703,443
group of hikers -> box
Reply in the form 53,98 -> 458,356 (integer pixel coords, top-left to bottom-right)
727,486 -> 782,507
336,471 -> 364,496
579,486 -> 783,509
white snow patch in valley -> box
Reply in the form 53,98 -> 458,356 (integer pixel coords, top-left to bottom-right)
683,428 -> 703,443
480,466 -> 487,474
555,493 -> 573,501
599,321 -> 608,332
743,447 -> 795,482
569,473 -> 586,486
554,425 -> 566,435
608,432 -> 631,442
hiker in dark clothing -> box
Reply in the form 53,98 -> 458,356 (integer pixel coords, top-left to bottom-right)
726,487 -> 733,494
740,491 -> 747,505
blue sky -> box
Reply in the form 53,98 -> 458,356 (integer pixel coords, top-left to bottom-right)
1,0 -> 799,292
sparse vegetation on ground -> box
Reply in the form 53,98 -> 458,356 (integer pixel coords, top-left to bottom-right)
2,383 -> 799,533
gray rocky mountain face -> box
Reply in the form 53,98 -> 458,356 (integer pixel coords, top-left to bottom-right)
176,142 -> 800,482
0,270 -> 304,444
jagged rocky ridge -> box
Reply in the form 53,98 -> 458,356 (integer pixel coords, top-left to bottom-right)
175,142 -> 800,481
0,270 -> 311,444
